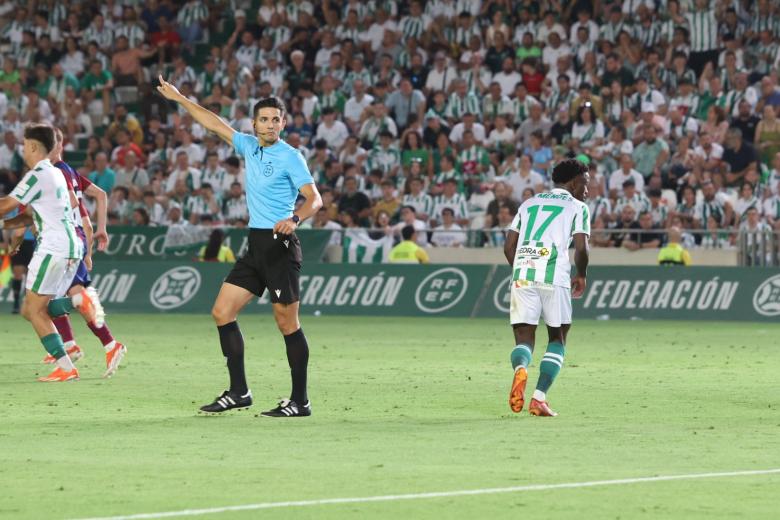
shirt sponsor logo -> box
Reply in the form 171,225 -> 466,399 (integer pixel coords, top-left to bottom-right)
753,274 -> 780,317
415,267 -> 468,313
149,266 -> 201,310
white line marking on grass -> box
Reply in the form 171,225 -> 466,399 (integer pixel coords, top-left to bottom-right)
72,468 -> 780,520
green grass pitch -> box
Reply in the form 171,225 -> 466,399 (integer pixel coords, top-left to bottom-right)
1,314 -> 778,520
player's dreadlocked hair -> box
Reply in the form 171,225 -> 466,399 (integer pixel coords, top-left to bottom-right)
253,96 -> 287,119
551,158 -> 588,185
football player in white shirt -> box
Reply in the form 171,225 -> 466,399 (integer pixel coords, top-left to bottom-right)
0,124 -> 104,382
503,159 -> 590,417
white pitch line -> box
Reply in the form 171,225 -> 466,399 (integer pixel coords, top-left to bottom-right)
71,468 -> 780,520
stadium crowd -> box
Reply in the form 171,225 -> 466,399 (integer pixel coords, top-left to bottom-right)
1,0 -> 780,251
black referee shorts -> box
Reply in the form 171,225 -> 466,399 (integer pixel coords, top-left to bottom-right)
11,239 -> 35,267
224,229 -> 302,304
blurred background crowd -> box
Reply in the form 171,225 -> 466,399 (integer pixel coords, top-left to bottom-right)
1,0 -> 779,251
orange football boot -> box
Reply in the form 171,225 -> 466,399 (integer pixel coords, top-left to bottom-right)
509,367 -> 528,413
103,342 -> 127,378
78,287 -> 105,328
42,345 -> 83,364
38,367 -> 80,382
529,398 -> 558,417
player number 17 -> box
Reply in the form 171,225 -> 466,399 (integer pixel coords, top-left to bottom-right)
522,205 -> 563,241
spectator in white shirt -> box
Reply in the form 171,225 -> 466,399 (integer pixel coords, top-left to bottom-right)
425,52 -> 457,95
431,207 -> 466,247
315,107 -> 350,150
609,154 -> 646,195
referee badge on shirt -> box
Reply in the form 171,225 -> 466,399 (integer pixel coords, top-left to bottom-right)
263,164 -> 274,177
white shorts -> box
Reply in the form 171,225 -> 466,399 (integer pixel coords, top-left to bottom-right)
510,284 -> 572,327
25,252 -> 80,297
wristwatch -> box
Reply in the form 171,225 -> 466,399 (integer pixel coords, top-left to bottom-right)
291,214 -> 301,226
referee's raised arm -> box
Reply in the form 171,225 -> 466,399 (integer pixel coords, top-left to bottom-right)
156,75 -> 236,146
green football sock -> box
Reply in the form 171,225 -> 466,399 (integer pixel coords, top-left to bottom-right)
48,297 -> 75,317
41,333 -> 66,359
511,344 -> 533,370
536,341 -> 565,393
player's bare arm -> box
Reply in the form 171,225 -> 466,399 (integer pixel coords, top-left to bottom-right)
572,233 -> 589,299
504,229 -> 519,265
0,196 -> 20,216
156,75 -> 235,146
84,183 -> 109,251
273,184 -> 323,235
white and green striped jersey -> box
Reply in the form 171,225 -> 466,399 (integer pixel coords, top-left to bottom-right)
635,21 -> 661,48
509,188 -> 590,289
114,23 -> 146,48
367,0 -> 398,17
235,44 -> 259,69
285,1 -> 314,25
342,1 -> 370,21
177,2 -> 209,27
650,204 -> 669,227
432,168 -> 463,187
9,159 -> 82,259
755,41 -> 779,75
482,95 -> 513,119
545,88 -> 576,114
686,8 -> 717,52
587,196 -> 612,223
17,47 -> 36,69
696,197 -> 726,225
749,15 -> 779,36
399,14 -> 431,40
366,145 -> 401,174
316,65 -> 347,84
196,70 -> 223,96
1,20 -> 29,52
402,192 -> 434,217
266,25 -> 291,49
82,24 -> 114,49
664,68 -> 697,92
599,21 -> 633,42
433,193 -> 469,221
461,67 -> 492,93
185,195 -> 220,220
455,24 -> 481,47
343,69 -> 374,95
511,96 -> 540,125
445,92 -> 481,119
335,24 -> 362,43
615,192 -> 651,215
201,166 -> 229,194
763,196 -> 780,221
223,195 -> 248,221
48,5 -> 68,30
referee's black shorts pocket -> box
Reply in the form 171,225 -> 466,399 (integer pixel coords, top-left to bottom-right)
224,257 -> 264,297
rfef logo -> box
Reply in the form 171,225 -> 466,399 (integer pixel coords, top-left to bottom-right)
753,274 -> 780,317
415,268 -> 468,313
150,266 -> 202,310
493,275 -> 512,313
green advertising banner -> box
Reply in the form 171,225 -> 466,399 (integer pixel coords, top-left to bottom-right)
94,227 -> 331,263
0,262 -> 777,322
475,265 -> 780,322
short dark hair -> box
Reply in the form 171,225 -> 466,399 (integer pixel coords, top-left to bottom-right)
551,158 -> 588,184
24,124 -> 54,153
648,188 -> 662,198
225,156 -> 240,168
253,96 -> 286,119
401,225 -> 416,241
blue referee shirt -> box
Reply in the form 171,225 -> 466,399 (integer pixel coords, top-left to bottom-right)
232,132 -> 315,229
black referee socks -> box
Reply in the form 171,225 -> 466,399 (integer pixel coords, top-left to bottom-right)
217,321 -> 248,395
284,328 -> 309,404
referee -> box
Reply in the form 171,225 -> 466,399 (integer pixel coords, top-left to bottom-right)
157,76 -> 322,418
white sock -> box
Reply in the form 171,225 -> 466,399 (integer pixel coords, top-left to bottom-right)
56,354 -> 75,371
64,340 -> 76,349
104,340 -> 116,352
71,293 -> 83,307
533,390 -> 546,402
